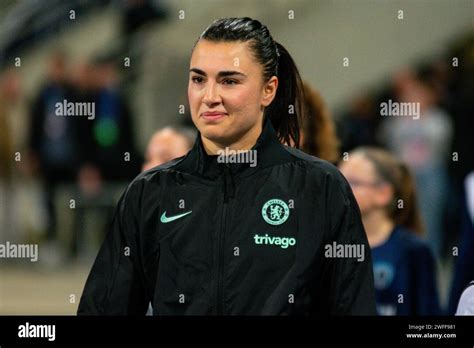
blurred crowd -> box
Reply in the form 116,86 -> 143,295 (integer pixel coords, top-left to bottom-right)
298,32 -> 473,313
334,34 -> 473,315
0,51 -> 143,259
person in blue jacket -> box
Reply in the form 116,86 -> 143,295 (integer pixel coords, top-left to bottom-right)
339,147 -> 441,315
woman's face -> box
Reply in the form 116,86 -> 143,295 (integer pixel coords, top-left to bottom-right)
188,40 -> 277,150
338,153 -> 392,216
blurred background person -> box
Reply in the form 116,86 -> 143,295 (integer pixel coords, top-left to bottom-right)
78,56 -> 141,186
0,70 -> 16,220
27,50 -> 80,259
0,70 -> 16,182
69,60 -> 98,198
0,68 -> 27,242
299,81 -> 340,163
379,70 -> 453,258
142,127 -> 194,171
69,56 -> 141,260
339,147 -> 441,315
338,93 -> 382,155
455,281 -> 474,315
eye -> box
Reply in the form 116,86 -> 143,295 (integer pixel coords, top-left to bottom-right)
222,79 -> 237,85
191,76 -> 204,84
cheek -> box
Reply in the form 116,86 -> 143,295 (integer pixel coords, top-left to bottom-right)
225,86 -> 262,115
353,188 -> 371,208
188,85 -> 201,117
187,85 -> 197,105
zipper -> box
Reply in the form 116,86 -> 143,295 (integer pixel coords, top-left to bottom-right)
216,164 -> 233,315
216,197 -> 227,315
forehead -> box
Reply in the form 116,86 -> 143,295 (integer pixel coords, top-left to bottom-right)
340,153 -> 377,177
190,40 -> 258,73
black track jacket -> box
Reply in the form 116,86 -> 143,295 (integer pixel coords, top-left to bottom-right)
78,120 -> 376,315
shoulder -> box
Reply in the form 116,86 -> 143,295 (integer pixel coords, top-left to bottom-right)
137,156 -> 185,180
457,282 -> 474,315
283,146 -> 343,178
282,147 -> 358,237
121,156 -> 186,200
283,145 -> 352,196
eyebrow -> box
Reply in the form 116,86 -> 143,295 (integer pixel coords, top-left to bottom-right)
189,68 -> 247,78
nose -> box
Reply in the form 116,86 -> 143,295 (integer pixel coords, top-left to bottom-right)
202,81 -> 221,107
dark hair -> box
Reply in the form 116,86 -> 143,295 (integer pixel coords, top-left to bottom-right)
194,17 -> 306,148
353,147 -> 424,235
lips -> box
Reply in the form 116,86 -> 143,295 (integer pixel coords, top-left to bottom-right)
201,111 -> 228,121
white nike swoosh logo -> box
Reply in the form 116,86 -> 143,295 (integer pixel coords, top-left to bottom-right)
160,211 -> 192,223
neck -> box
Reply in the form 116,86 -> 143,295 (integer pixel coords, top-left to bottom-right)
362,210 -> 394,248
201,121 -> 263,155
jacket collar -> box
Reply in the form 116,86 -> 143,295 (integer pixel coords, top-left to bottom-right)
176,118 -> 294,180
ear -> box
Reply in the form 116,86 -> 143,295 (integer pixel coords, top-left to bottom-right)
261,76 -> 278,107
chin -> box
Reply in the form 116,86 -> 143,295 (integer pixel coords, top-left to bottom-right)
197,119 -> 227,137
201,128 -> 227,143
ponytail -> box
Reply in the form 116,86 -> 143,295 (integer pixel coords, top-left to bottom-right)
264,42 -> 306,148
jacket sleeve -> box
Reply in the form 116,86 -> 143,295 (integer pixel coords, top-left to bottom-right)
77,182 -> 149,315
321,169 -> 377,315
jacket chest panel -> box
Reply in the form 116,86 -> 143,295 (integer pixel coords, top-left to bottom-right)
147,171 -> 322,314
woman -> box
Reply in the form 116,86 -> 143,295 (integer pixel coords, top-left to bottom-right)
78,17 -> 375,315
339,147 -> 441,315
